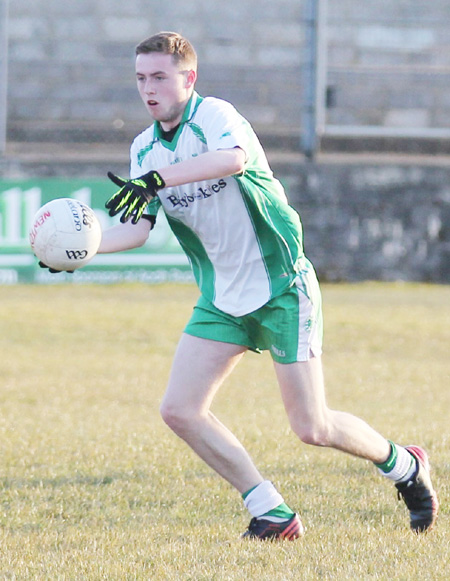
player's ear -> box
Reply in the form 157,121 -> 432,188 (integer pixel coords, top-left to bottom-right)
185,69 -> 197,88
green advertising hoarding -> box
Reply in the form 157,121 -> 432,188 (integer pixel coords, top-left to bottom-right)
0,179 -> 192,284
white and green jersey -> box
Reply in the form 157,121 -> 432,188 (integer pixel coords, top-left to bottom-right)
130,92 -> 307,317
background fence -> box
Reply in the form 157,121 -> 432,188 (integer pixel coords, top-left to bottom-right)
1,0 -> 449,283
323,0 -> 450,154
1,0 -> 450,155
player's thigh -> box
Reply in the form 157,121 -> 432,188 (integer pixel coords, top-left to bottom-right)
274,356 -> 328,424
163,333 -> 246,413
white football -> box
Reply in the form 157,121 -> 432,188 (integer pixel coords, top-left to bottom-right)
29,198 -> 102,271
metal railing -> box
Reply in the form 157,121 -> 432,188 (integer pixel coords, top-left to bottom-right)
302,0 -> 450,157
0,0 -> 9,156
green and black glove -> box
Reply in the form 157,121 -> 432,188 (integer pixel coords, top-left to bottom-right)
105,170 -> 165,224
38,261 -> 74,274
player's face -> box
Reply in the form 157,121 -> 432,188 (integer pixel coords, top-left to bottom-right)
135,53 -> 196,131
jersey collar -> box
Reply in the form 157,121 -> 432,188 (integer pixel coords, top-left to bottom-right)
154,92 -> 203,143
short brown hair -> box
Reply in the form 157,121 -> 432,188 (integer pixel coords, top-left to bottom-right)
136,32 -> 197,70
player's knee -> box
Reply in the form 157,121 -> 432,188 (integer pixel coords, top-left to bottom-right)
160,400 -> 193,435
291,419 -> 332,447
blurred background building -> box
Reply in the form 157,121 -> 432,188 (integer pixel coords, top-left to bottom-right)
2,0 -> 450,154
0,0 -> 449,283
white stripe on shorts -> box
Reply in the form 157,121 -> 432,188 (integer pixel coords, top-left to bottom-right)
294,270 -> 323,361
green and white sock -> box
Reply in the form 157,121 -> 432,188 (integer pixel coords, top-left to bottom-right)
375,441 -> 417,483
261,502 -> 295,523
242,481 -> 294,521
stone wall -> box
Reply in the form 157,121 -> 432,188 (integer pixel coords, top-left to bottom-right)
6,0 -> 304,134
1,151 -> 448,283
3,0 -> 450,283
325,1 -> 450,130
283,160 -> 450,282
5,0 -> 450,140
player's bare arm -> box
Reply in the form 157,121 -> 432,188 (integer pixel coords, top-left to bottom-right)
105,147 -> 246,224
97,218 -> 152,254
158,147 -> 246,187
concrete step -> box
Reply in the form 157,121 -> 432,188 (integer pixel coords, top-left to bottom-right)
7,120 -> 450,156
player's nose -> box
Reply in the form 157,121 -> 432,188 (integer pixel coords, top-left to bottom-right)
144,80 -> 155,95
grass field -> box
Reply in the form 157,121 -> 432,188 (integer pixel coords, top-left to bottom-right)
0,282 -> 448,580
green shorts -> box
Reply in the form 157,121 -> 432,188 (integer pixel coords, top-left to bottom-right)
184,271 -> 323,363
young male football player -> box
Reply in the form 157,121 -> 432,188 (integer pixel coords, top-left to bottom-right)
97,31 -> 438,539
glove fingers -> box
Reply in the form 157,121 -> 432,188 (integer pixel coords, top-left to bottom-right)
127,200 -> 147,225
105,172 -> 153,224
105,194 -> 122,215
105,191 -> 120,210
38,261 -> 62,273
120,213 -> 131,224
106,189 -> 131,214
107,171 -> 127,187
133,204 -> 146,224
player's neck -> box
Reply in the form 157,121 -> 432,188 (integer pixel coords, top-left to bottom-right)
160,123 -> 180,142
